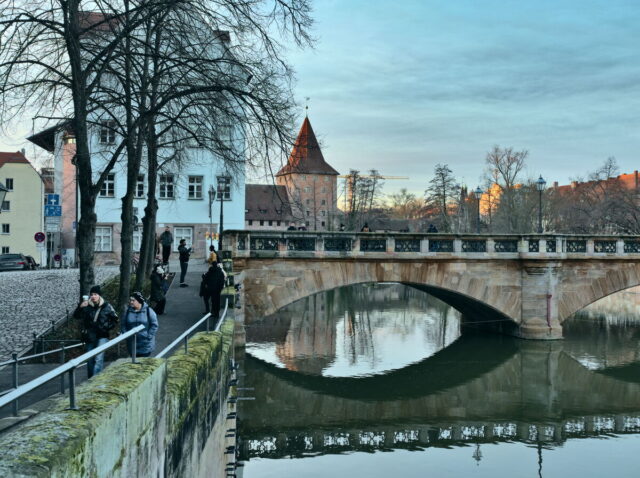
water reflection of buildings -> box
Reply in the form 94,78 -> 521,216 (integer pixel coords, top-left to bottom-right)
247,283 -> 462,376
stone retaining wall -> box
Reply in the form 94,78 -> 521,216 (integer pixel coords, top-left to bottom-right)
0,319 -> 235,478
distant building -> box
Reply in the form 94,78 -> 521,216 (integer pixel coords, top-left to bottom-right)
0,151 -> 44,261
275,117 -> 340,231
244,184 -> 293,230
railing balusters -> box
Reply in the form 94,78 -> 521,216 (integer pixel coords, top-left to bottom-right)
11,352 -> 18,417
68,368 -> 77,410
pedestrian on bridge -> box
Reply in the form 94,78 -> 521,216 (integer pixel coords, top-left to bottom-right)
122,292 -> 159,358
73,285 -> 119,378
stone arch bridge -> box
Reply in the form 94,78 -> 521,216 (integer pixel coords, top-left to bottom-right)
225,231 -> 640,339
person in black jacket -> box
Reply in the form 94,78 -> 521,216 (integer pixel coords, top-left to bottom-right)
149,264 -> 167,315
199,264 -> 226,318
178,239 -> 192,287
73,285 -> 118,378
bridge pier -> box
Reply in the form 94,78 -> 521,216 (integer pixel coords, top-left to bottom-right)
517,262 -> 563,340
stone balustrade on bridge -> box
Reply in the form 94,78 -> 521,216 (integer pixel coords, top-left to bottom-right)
225,230 -> 640,259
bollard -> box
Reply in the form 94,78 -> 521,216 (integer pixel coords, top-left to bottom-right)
68,368 -> 78,410
11,352 -> 18,416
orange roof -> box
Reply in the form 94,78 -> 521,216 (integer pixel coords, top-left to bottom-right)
276,117 -> 339,176
0,151 -> 30,168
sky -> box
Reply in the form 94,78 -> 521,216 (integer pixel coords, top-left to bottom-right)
284,0 -> 640,195
2,0 -> 639,197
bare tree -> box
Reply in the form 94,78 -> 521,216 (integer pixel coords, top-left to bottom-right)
425,164 -> 459,232
484,145 -> 528,233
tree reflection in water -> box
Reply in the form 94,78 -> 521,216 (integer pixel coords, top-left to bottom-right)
246,282 -> 462,377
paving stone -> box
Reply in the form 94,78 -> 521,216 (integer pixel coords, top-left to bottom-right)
0,267 -> 119,362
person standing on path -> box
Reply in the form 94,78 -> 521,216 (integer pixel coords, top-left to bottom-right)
200,263 -> 226,317
159,226 -> 173,264
178,238 -> 192,287
149,264 -> 167,315
73,285 -> 118,378
121,292 -> 159,358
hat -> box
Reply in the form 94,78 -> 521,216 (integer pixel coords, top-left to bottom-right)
131,291 -> 145,305
89,285 -> 101,295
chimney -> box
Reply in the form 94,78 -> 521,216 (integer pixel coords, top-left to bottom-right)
571,181 -> 578,189
553,181 -> 558,188
635,170 -> 638,190
21,148 -> 26,157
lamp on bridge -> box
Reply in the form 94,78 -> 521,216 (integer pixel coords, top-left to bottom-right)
536,175 -> 546,234
473,186 -> 483,234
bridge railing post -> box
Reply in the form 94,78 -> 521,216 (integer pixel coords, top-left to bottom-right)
616,238 -> 624,255
586,239 -> 595,254
453,238 -> 462,253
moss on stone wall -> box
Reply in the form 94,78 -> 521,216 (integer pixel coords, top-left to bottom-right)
0,359 -> 164,477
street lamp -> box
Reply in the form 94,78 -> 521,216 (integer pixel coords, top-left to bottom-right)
473,186 -> 483,234
0,182 -> 7,213
217,175 -> 231,251
536,175 -> 546,234
208,185 -> 215,247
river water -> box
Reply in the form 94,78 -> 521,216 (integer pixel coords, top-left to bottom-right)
237,283 -> 640,478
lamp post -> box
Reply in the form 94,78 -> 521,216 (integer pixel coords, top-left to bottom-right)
0,182 -> 7,213
217,176 -> 230,251
536,175 -> 546,234
208,185 -> 214,247
473,186 -> 483,234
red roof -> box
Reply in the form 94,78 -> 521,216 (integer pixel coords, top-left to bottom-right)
276,117 -> 339,176
0,151 -> 30,168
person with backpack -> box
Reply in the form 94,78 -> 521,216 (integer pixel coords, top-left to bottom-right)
73,285 -> 119,378
199,263 -> 226,318
121,291 -> 159,358
149,264 -> 167,315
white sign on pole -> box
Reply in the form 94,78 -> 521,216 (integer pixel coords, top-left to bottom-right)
45,222 -> 60,232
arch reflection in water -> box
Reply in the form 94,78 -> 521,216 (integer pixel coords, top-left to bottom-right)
246,283 -> 462,377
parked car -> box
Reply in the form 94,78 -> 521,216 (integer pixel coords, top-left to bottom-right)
25,255 -> 39,270
0,253 -> 31,271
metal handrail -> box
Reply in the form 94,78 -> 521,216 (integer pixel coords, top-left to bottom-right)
0,342 -> 84,368
0,325 -> 144,414
156,299 -> 229,358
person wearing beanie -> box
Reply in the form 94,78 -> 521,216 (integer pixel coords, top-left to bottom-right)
121,291 -> 159,358
73,285 -> 118,378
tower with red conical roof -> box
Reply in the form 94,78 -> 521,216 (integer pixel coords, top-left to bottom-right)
276,117 -> 339,231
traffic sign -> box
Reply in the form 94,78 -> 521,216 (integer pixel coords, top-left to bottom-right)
53,254 -> 61,262
34,232 -> 45,243
44,205 -> 62,216
46,194 -> 60,206
45,223 -> 60,232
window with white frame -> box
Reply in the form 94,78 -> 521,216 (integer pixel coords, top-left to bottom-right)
173,227 -> 193,251
1,201 -> 10,211
304,186 -> 311,193
1,224 -> 9,234
188,176 -> 203,199
95,226 -> 113,251
135,174 -> 145,198
4,179 -> 13,190
99,173 -> 115,197
159,174 -> 175,199
99,120 -> 116,144
1,246 -> 8,254
216,176 -> 231,200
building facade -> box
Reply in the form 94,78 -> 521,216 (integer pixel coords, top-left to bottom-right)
28,124 -> 245,266
275,117 -> 340,231
0,152 -> 45,261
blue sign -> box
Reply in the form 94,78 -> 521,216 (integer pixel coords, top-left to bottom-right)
44,205 -> 62,216
46,194 -> 60,206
